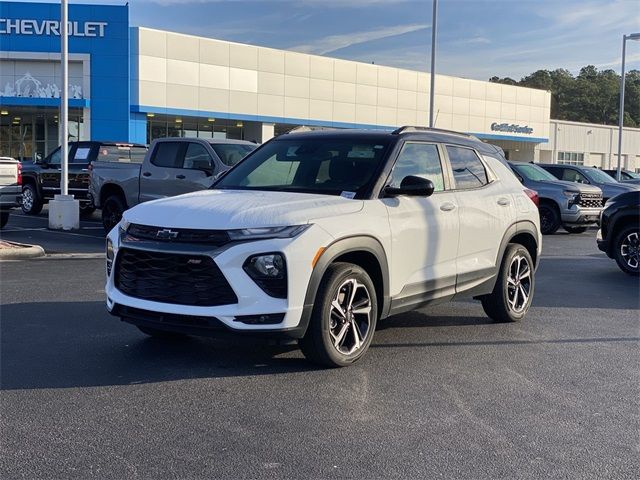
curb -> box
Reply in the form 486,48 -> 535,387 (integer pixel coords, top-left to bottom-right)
0,242 -> 46,260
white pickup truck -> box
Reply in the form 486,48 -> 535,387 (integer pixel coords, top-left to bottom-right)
89,137 -> 257,231
0,157 -> 22,229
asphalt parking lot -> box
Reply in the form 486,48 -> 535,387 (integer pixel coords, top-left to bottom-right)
1,216 -> 639,479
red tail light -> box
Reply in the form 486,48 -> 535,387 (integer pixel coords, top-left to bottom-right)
524,188 -> 539,207
17,162 -> 22,186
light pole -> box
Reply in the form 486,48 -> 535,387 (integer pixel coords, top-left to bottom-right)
429,0 -> 437,128
616,32 -> 640,180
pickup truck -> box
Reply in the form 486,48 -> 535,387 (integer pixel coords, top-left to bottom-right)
0,156 -> 22,229
21,141 -> 147,218
90,137 -> 257,231
509,161 -> 603,235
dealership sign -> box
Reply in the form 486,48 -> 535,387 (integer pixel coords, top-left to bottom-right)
491,122 -> 534,135
0,19 -> 108,37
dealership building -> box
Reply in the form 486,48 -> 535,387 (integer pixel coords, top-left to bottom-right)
2,1 -> 639,171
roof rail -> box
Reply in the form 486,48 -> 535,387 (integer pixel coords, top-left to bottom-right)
285,125 -> 339,134
391,126 -> 475,138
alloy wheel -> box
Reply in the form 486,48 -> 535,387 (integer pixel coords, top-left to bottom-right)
22,188 -> 33,211
329,278 -> 372,356
506,255 -> 531,313
620,232 -> 639,270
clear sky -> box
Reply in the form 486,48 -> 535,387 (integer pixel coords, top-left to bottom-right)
29,0 -> 640,80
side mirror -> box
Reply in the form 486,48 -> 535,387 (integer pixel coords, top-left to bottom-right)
385,175 -> 435,197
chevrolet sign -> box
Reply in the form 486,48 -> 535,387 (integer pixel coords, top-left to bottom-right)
491,122 -> 534,135
0,19 -> 108,37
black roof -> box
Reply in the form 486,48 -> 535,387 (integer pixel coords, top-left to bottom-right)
277,127 -> 503,156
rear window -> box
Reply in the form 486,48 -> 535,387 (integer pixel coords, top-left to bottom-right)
447,145 -> 488,189
211,143 -> 257,167
98,144 -> 147,164
151,142 -> 182,168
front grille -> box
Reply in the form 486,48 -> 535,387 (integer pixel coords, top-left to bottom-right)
579,192 -> 603,208
126,223 -> 230,245
114,248 -> 238,306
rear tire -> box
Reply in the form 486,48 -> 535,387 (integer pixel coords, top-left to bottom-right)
539,203 -> 560,235
137,325 -> 186,339
21,184 -> 43,215
564,226 -> 587,234
102,194 -> 126,232
481,244 -> 535,322
0,211 -> 9,229
299,262 -> 378,367
613,225 -> 639,276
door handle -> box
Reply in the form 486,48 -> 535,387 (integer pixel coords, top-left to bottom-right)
142,172 -> 152,177
176,174 -> 186,180
440,202 -> 457,212
497,197 -> 511,206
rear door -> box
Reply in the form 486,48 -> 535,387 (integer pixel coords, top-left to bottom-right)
139,141 -> 215,202
447,145 -> 515,292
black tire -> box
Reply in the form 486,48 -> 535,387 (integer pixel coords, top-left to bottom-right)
101,194 -> 126,232
613,225 -> 639,276
21,183 -> 43,215
563,226 -> 588,234
299,262 -> 378,367
0,211 -> 9,229
79,205 -> 96,218
137,325 -> 186,338
539,203 -> 560,235
481,244 -> 535,323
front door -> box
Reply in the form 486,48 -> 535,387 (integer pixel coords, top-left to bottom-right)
383,142 -> 459,305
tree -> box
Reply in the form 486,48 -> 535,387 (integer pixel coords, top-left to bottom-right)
489,66 -> 640,127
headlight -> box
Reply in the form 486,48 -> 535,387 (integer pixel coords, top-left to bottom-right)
228,225 -> 310,241
106,238 -> 114,276
563,190 -> 580,206
243,253 -> 287,298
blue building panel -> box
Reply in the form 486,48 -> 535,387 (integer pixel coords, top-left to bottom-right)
0,1 -> 130,142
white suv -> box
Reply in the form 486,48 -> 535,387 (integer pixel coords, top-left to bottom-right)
105,127 -> 541,367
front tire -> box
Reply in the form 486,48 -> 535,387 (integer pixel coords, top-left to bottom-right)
21,184 -> 43,215
101,194 -> 126,232
613,226 -> 639,276
299,262 -> 378,367
481,244 -> 535,322
539,204 -> 560,235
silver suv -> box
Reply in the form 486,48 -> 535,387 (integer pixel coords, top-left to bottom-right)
509,162 -> 603,235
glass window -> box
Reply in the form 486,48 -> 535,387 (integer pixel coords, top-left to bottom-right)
584,168 -> 618,184
390,143 -> 445,191
447,145 -> 488,189
561,168 -> 589,184
511,163 -> 558,182
216,138 -> 390,197
557,151 -> 585,165
97,145 -> 148,163
151,142 -> 183,168
73,147 -> 92,162
211,143 -> 257,167
47,146 -> 72,165
183,143 -> 212,170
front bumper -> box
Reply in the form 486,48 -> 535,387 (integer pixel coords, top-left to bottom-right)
560,207 -> 602,226
105,224 -> 330,339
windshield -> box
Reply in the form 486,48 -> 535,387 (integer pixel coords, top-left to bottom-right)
585,168 -> 619,184
214,138 -> 390,197
624,171 -> 640,179
211,143 -> 257,167
511,163 -> 558,182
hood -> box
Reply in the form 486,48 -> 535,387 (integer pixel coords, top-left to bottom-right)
526,178 -> 601,193
601,182 -> 640,197
123,189 -> 364,229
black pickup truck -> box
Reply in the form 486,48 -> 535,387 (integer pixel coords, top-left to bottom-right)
21,141 -> 147,217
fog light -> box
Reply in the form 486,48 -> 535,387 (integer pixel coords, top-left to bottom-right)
243,253 -> 287,298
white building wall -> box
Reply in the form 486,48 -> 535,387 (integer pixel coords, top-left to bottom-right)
132,27 -> 551,143
538,120 -> 640,171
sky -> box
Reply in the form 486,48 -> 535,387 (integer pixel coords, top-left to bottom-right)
30,0 -> 640,81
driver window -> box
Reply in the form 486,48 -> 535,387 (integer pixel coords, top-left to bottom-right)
390,143 -> 444,191
47,146 -> 72,165
562,169 -> 588,184
183,143 -> 212,171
